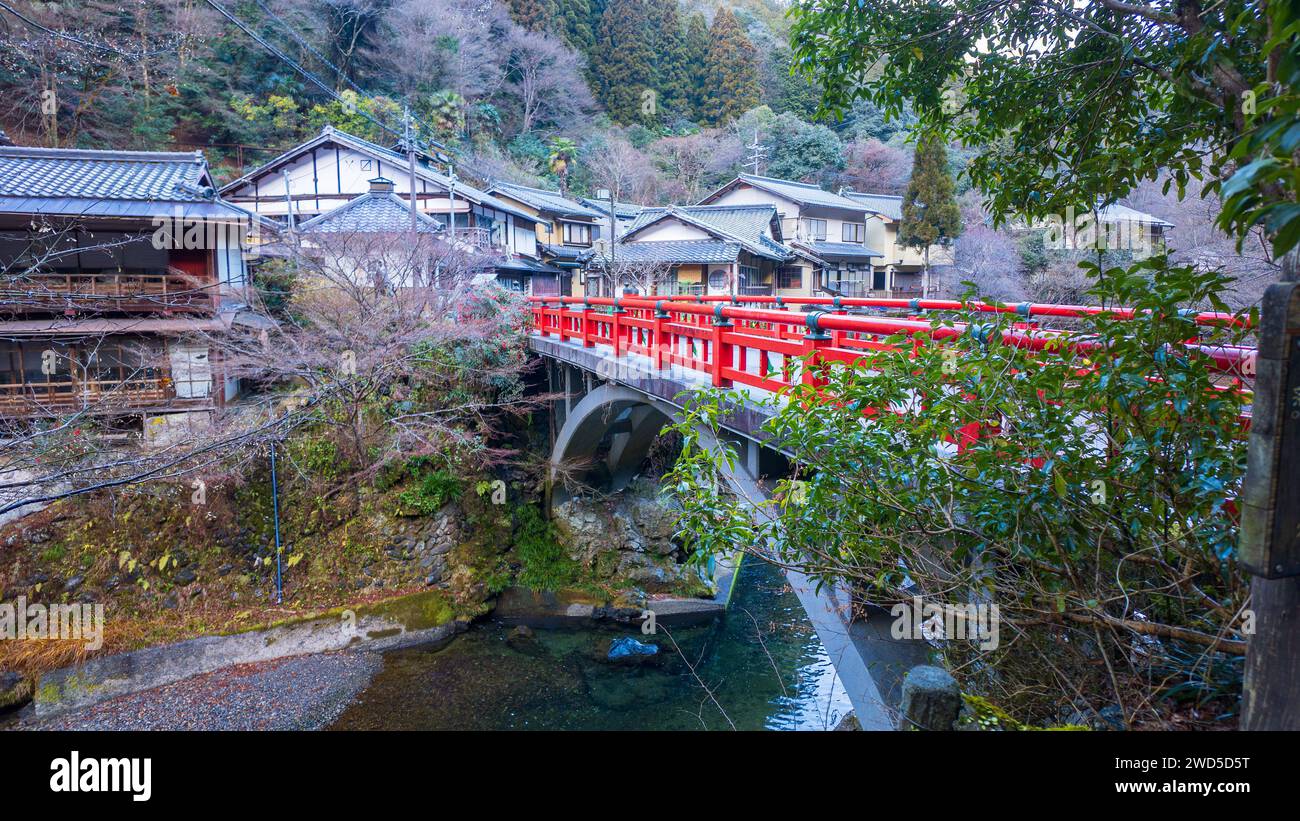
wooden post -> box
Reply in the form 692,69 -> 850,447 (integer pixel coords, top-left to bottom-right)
1241,282 -> 1300,730
611,296 -> 626,357
536,301 -> 549,337
801,310 -> 831,388
580,299 -> 595,348
710,303 -> 733,388
653,300 -> 669,371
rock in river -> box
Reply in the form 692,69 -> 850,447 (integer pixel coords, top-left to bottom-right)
607,636 -> 659,665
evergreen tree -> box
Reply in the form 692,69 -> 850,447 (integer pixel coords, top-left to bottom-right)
898,135 -> 963,297
702,9 -> 761,127
591,0 -> 657,124
646,0 -> 689,123
508,0 -> 558,32
555,0 -> 596,55
683,13 -> 711,123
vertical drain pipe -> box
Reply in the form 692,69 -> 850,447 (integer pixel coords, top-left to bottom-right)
270,437 -> 284,605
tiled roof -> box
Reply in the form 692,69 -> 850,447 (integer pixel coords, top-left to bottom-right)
0,146 -> 253,221
496,255 -> 566,274
609,240 -> 742,264
297,192 -> 443,234
798,240 -> 883,260
541,243 -> 594,262
218,126 -> 535,222
626,204 -> 788,260
579,197 -> 643,220
840,191 -> 903,221
703,174 -> 870,212
0,146 -> 214,201
491,182 -> 603,219
1099,202 -> 1174,228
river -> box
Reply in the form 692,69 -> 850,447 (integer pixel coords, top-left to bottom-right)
328,558 -> 853,730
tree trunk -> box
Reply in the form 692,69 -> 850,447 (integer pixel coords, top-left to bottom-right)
1243,245 -> 1300,730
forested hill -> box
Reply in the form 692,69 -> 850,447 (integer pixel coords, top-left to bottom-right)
0,0 -> 917,205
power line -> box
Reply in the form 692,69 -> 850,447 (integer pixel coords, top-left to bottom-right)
0,1 -> 176,58
205,0 -> 522,192
250,0 -> 365,98
201,0 -> 407,144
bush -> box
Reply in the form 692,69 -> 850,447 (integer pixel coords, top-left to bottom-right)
514,505 -> 581,591
393,459 -> 463,517
666,257 -> 1253,727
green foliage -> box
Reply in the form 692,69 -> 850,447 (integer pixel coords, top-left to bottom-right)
702,9 -> 762,126
898,135 -> 962,251
508,132 -> 552,171
289,437 -> 345,483
514,505 -> 582,590
306,91 -> 404,145
394,460 -> 463,517
666,258 -> 1254,722
763,114 -> 845,184
417,90 -> 467,142
508,0 -> 559,32
591,0 -> 658,124
683,13 -> 712,123
787,0 -> 1290,256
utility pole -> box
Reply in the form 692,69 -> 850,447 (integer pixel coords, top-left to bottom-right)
404,106 -> 419,237
281,169 -> 295,232
745,128 -> 767,176
598,186 -> 617,296
1241,279 -> 1300,730
446,164 -> 458,242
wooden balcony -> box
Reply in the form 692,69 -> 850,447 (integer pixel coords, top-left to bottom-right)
0,270 -> 217,315
0,376 -> 202,417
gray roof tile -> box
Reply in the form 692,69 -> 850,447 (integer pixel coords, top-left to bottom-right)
0,146 -> 215,201
610,240 -> 741,264
297,192 -> 442,234
491,182 -> 603,219
626,204 -> 788,260
712,174 -> 870,212
799,240 -> 883,259
840,191 -> 903,221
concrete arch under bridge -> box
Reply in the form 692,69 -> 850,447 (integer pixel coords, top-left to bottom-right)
538,343 -> 928,731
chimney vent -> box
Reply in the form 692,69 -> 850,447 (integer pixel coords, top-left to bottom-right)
369,176 -> 396,194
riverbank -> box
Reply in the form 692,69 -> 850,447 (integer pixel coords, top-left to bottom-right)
14,652 -> 382,731
5,558 -> 854,731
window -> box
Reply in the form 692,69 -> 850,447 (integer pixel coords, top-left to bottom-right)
561,222 -> 592,246
842,222 -> 865,243
778,265 -> 803,290
803,218 -> 827,241
708,269 -> 727,290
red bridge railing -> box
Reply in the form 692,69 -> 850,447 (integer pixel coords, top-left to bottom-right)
527,295 -> 1256,398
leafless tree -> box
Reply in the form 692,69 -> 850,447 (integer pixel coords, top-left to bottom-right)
503,27 -> 592,137
0,224 -> 538,520
586,135 -> 659,206
366,0 -> 509,104
838,138 -> 912,196
592,257 -> 678,298
940,222 -> 1027,302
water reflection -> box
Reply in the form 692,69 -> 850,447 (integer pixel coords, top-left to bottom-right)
329,559 -> 852,731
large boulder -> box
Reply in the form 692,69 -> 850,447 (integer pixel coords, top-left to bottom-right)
0,671 -> 31,711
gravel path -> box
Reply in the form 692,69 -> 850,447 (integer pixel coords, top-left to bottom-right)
18,651 -> 383,731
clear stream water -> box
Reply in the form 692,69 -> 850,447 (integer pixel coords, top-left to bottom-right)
328,558 -> 852,730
